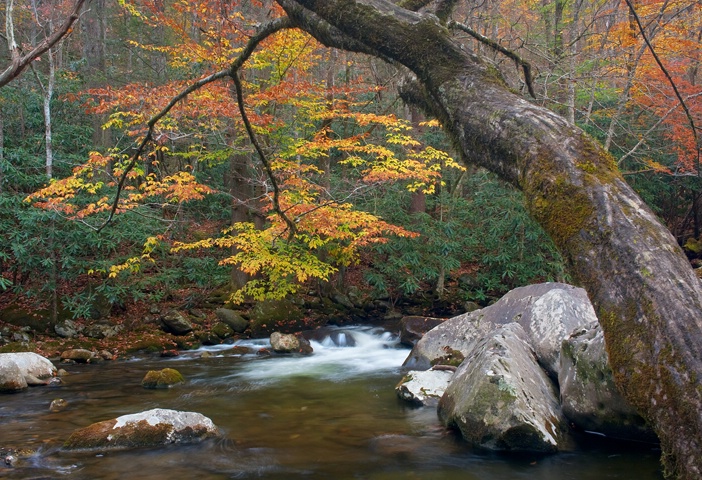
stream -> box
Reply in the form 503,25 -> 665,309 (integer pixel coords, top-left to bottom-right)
0,326 -> 662,479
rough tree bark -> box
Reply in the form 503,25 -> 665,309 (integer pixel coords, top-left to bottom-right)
274,1 -> 702,478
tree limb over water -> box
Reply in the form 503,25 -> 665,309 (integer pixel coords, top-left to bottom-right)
274,1 -> 702,478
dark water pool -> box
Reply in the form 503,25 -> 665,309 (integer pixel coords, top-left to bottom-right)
0,326 -> 663,479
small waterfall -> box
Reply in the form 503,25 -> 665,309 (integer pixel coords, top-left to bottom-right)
193,326 -> 409,383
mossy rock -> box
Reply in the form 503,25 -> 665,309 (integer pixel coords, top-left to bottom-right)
63,408 -> 219,451
0,342 -> 35,353
214,308 -> 248,333
141,368 -> 185,389
248,299 -> 303,336
211,322 -> 234,339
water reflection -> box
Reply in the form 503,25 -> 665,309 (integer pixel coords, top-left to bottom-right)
0,326 -> 662,479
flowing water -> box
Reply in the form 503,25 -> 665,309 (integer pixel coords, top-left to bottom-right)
0,326 -> 662,479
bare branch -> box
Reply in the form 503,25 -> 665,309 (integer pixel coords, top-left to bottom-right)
0,0 -> 87,88
449,21 -> 536,98
94,17 -> 294,232
231,70 -> 297,238
624,0 -> 700,167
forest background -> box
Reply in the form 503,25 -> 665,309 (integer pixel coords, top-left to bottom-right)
0,0 -> 700,336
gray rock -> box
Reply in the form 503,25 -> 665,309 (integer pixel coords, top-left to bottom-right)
160,310 -> 194,335
214,308 -> 248,333
559,322 -> 657,442
54,319 -> 83,338
63,408 -> 220,451
84,323 -> 124,339
513,284 -> 596,377
399,316 -> 446,347
270,332 -> 300,353
438,323 -> 568,452
402,308 -> 507,370
403,283 -> 592,376
332,292 -> 355,309
395,368 -> 454,406
0,352 -> 56,379
60,349 -> 95,363
0,360 -> 27,393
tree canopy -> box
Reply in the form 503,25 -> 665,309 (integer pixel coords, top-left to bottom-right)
1,0 -> 701,477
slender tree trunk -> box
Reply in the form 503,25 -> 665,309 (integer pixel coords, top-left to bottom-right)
44,48 -> 55,180
229,153 -> 252,291
277,2 -> 702,477
0,107 -> 4,194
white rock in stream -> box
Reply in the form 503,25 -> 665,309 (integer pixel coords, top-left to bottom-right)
0,352 -> 56,392
63,408 -> 220,451
395,368 -> 454,406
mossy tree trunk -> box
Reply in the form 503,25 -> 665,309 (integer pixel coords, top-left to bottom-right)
275,1 -> 702,478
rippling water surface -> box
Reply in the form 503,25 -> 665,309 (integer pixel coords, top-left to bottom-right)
0,326 -> 662,479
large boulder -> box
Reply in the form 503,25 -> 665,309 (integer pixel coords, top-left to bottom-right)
214,308 -> 248,333
249,299 -> 303,336
1,352 -> 56,379
395,368 -> 454,406
403,283 -> 592,375
559,322 -> 657,442
513,284 -> 596,377
438,323 -> 568,452
160,310 -> 194,335
0,360 -> 27,392
0,352 -> 56,392
399,316 -> 446,347
63,408 -> 220,451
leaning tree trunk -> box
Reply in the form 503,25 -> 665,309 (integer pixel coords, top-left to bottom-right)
276,1 -> 702,478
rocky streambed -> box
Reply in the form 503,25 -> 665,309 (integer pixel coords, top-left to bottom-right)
0,289 -> 664,479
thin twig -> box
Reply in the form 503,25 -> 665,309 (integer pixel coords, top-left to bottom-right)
449,21 -> 536,98
624,0 -> 700,167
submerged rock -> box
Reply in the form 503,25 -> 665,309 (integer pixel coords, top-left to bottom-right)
559,322 -> 657,442
438,323 -> 568,453
50,398 -> 68,412
60,349 -> 95,363
141,368 -> 185,389
395,368 -> 454,406
63,408 -> 220,451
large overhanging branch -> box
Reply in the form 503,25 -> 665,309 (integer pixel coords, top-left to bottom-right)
274,1 -> 702,478
94,17 -> 294,233
0,0 -> 87,88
